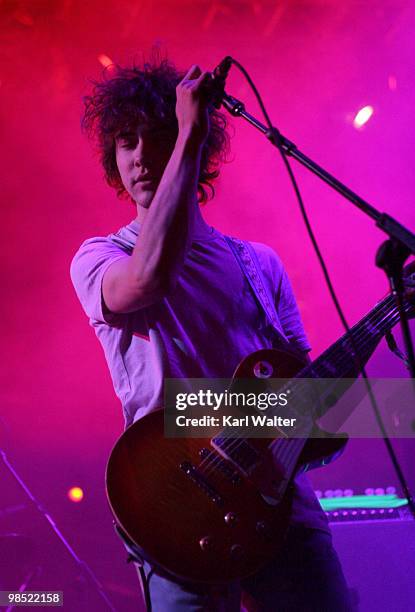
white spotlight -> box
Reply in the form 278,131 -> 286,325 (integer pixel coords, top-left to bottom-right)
353,105 -> 374,129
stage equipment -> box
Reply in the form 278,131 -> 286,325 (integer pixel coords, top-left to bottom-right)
330,510 -> 415,611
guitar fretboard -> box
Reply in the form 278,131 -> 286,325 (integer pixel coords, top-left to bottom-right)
303,294 -> 399,380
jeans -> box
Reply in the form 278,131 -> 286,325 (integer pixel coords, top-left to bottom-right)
137,526 -> 352,611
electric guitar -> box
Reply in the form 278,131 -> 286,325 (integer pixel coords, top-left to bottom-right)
106,289 -> 414,584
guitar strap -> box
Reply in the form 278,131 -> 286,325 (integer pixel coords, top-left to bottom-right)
224,235 -> 289,348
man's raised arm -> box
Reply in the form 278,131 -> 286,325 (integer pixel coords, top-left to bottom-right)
102,65 -> 213,314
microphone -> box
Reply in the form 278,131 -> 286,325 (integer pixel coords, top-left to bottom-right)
210,56 -> 233,109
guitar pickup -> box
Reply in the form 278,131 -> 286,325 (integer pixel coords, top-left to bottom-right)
180,461 -> 224,507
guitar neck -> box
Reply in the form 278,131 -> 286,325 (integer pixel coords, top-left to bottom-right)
261,294 -> 409,481
277,294 -> 405,430
274,292 -> 403,428
303,294 -> 403,380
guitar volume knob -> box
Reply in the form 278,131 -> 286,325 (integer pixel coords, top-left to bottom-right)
230,544 -> 244,560
224,512 -> 238,526
199,536 -> 213,552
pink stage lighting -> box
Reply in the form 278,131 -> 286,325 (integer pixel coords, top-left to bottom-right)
388,75 -> 397,91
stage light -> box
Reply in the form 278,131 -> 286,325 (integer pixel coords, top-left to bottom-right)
319,494 -> 408,511
98,54 -> 114,68
388,75 -> 397,91
67,486 -> 84,503
353,105 -> 374,129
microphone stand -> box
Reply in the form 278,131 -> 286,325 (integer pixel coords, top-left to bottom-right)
220,92 -> 415,381
0,447 -> 118,611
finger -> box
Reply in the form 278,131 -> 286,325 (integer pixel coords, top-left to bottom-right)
181,64 -> 202,82
403,260 -> 415,277
195,70 -> 214,87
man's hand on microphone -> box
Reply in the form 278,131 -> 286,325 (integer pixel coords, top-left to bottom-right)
175,65 -> 213,148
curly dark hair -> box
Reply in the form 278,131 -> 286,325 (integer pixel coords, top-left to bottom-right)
82,59 -> 231,204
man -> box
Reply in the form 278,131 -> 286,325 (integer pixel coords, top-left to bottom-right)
71,59 -> 351,611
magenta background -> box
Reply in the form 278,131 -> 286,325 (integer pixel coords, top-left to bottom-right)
1,1 -> 414,609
